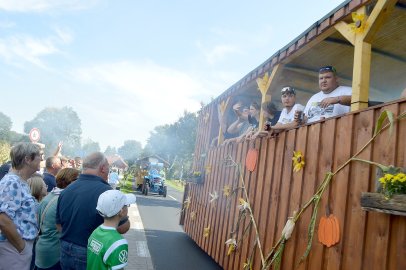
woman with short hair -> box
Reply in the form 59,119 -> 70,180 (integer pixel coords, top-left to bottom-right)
0,142 -> 43,270
35,168 -> 80,270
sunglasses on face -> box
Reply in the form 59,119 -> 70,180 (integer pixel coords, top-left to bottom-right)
319,66 -> 337,74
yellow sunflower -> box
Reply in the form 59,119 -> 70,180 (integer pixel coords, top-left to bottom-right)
223,185 -> 231,197
292,151 -> 305,172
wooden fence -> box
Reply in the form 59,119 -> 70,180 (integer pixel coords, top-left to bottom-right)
183,99 -> 406,270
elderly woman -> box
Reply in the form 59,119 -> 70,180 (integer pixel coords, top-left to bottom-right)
0,142 -> 43,270
35,168 -> 80,270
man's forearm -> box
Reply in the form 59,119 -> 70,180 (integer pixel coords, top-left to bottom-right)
0,213 -> 25,252
339,95 -> 352,106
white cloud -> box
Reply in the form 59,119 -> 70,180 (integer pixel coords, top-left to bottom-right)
0,28 -> 73,68
197,41 -> 242,65
0,0 -> 97,12
71,61 -> 206,147
53,26 -> 73,44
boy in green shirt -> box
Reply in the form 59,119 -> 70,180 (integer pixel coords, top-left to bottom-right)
87,190 -> 136,270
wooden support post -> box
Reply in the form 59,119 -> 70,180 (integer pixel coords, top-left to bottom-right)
217,97 -> 230,146
351,38 -> 371,110
333,0 -> 397,111
257,64 -> 283,130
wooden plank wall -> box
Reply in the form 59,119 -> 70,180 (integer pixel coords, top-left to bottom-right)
183,99 -> 406,270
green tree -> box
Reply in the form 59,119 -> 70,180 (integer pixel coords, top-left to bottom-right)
8,131 -> 30,145
82,139 -> 101,157
0,112 -> 12,141
144,111 -> 197,178
24,107 -> 82,157
104,146 -> 117,156
118,140 -> 142,165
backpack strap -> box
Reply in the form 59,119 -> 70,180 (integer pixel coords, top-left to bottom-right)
39,195 -> 59,233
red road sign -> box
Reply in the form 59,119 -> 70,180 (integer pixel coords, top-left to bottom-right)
29,128 -> 41,143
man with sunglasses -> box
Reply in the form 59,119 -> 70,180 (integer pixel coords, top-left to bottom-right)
301,66 -> 352,124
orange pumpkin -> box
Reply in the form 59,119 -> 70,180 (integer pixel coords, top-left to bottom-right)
245,149 -> 258,172
318,214 -> 340,247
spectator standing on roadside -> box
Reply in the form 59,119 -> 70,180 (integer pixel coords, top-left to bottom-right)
301,66 -> 352,124
74,157 -> 82,170
35,168 -> 80,270
87,190 -> 136,270
0,142 -> 43,270
108,168 -> 119,190
27,173 -> 47,202
43,156 -> 62,193
56,152 -> 130,270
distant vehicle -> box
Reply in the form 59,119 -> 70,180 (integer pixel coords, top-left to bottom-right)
142,168 -> 167,197
132,161 -> 167,197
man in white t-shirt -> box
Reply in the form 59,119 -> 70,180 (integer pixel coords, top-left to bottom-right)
302,66 -> 352,124
271,86 -> 304,134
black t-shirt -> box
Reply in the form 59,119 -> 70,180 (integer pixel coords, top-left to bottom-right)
43,172 -> 56,192
56,174 -> 112,247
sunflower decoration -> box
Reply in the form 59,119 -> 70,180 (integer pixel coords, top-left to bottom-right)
190,211 -> 196,221
292,151 -> 305,172
223,184 -> 231,197
203,225 -> 211,238
225,238 -> 237,256
238,198 -> 250,212
349,12 -> 368,34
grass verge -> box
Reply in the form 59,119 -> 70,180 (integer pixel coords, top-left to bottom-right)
165,179 -> 185,192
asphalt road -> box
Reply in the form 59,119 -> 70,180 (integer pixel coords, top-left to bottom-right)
136,186 -> 223,270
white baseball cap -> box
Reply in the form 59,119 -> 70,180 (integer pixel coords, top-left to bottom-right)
96,190 -> 136,218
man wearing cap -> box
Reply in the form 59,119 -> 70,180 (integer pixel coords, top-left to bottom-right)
56,152 -> 130,270
302,66 -> 352,124
87,190 -> 136,270
271,86 -> 304,133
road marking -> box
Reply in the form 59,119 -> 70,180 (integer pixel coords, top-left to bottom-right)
135,241 -> 151,257
168,195 -> 177,201
130,207 -> 144,230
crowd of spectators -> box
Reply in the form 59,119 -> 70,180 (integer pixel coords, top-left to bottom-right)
0,143 -> 133,270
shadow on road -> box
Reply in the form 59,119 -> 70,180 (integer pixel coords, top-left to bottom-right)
144,229 -> 223,270
135,194 -> 182,210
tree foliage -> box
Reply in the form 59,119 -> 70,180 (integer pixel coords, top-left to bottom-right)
0,112 -> 12,141
144,111 -> 197,178
118,140 -> 142,165
82,139 -> 101,157
24,107 -> 82,157
104,146 -> 117,156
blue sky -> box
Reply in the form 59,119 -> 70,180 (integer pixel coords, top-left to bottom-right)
0,0 -> 344,150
